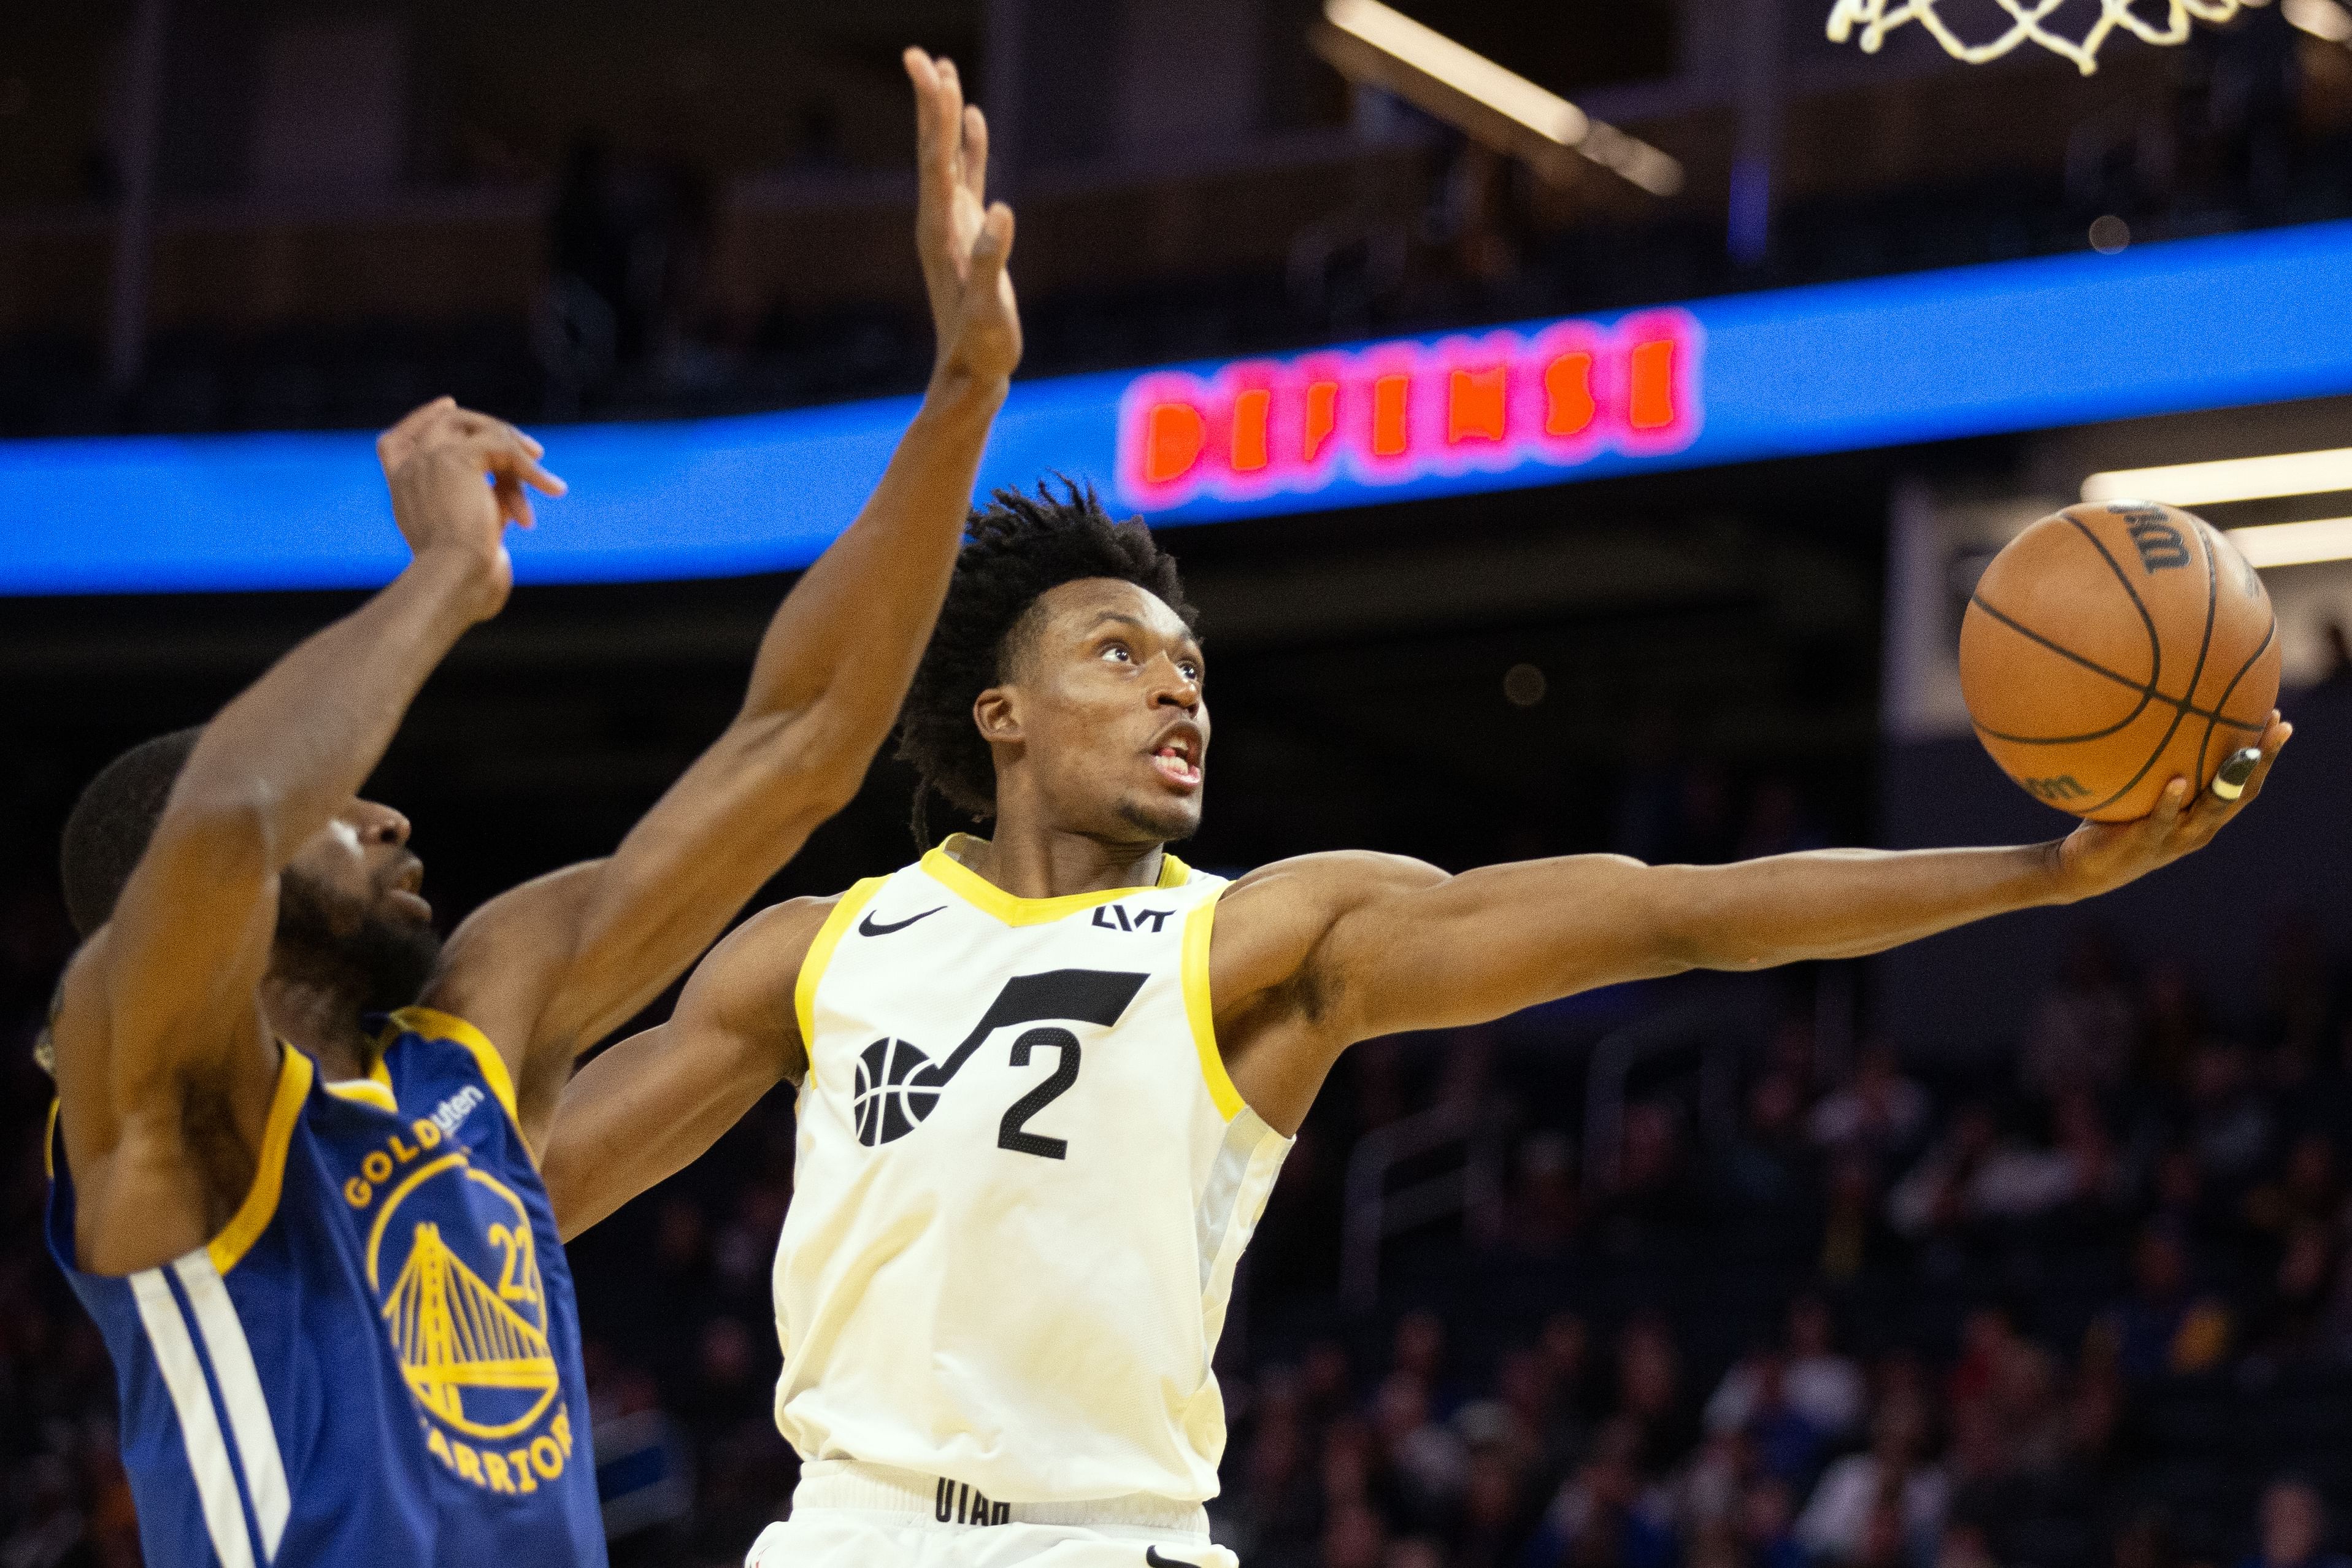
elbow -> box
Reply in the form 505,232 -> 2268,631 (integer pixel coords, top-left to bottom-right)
154,785 -> 279,880
1629,861 -> 1725,975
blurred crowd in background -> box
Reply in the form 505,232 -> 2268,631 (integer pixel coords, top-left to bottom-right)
9,761 -> 2352,1568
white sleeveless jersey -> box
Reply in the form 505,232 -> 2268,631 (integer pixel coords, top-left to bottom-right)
772,837 -> 1292,1505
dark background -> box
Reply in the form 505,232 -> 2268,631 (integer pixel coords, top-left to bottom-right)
7,3 -> 2352,1566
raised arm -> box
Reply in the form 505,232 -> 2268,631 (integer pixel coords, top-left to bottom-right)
1215,721 -> 2289,1132
426,49 -> 1021,1137
51,402 -> 559,1274
540,897 -> 831,1239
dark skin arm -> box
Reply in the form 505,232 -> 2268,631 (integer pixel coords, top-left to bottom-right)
543,897 -> 832,1240
1209,717 -> 2291,1131
50,404 -> 561,1275
542,613 -> 2289,1237
425,47 -> 1020,1147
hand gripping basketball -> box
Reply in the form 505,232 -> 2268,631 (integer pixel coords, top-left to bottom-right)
2050,713 -> 2289,901
1959,501 -> 2280,821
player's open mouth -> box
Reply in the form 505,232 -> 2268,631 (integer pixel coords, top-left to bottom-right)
1151,739 -> 1202,788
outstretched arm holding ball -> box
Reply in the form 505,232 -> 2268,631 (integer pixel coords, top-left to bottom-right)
1191,712 -> 2289,1130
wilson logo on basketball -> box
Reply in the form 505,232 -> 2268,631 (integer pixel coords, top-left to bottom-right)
850,969 -> 1144,1153
2121,507 -> 2191,573
1958,500 -> 2278,824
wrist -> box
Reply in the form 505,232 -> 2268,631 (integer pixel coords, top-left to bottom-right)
406,542 -> 508,623
923,362 -> 1012,417
2035,836 -> 2086,905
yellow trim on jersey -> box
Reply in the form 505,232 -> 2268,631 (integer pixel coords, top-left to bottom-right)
386,1007 -> 518,1130
324,1043 -> 399,1112
209,1046 -> 317,1275
795,879 -> 888,1090
44,1097 -> 58,1180
1181,891 -> 1245,1121
921,834 -> 1193,926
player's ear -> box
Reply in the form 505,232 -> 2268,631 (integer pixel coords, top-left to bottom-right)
974,686 -> 1020,745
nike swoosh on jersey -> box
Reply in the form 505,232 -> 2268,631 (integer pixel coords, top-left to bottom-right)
858,906 -> 945,937
1144,1551 -> 1198,1568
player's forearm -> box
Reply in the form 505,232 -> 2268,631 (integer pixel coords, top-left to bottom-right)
735,373 -> 1007,763
1650,840 -> 2072,970
166,548 -> 496,862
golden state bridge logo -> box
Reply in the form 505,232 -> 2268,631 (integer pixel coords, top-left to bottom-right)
344,1097 -> 575,1496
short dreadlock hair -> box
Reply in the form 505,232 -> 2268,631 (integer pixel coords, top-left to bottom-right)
60,727 -> 204,939
895,479 -> 1196,840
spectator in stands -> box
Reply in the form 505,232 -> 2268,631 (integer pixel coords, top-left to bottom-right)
2241,1218 -> 2342,1370
2188,1040 -> 2278,1185
1725,1061 -> 1816,1216
2242,1478 -> 2352,1568
2100,1224 -> 2233,1380
1504,1131 -> 1583,1258
1820,1155 -> 1889,1283
1743,1476 -> 1810,1568
1616,1316 -> 1699,1475
1797,1400 -> 1947,1566
2021,931 -> 2137,1099
2140,962 -> 2215,1103
1809,1042 -> 1929,1163
1323,1499 -> 1389,1568
1377,1370 -> 1469,1532
1711,1296 -> 1868,1447
1527,1423 -> 1678,1568
1451,1443 -> 1535,1568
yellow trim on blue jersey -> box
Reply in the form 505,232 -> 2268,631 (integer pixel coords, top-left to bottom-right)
1180,890 -> 1245,1122
208,1047 -> 317,1275
44,1097 -> 58,1180
795,879 -> 888,1090
386,1007 -> 519,1135
921,834 -> 1192,926
323,1045 -> 399,1113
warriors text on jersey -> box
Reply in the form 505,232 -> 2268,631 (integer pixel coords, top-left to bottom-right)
776,836 -> 1293,1506
47,1009 -> 606,1568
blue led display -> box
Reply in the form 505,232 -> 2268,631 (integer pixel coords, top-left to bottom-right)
4,220 -> 2349,596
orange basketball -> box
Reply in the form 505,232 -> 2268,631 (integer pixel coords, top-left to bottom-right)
1958,500 -> 2278,821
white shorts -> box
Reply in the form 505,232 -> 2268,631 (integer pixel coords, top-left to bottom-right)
746,1461 -> 1238,1568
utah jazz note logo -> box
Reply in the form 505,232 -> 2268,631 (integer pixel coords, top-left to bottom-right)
851,969 -> 1144,1156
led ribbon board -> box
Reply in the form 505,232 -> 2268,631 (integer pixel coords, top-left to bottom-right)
6,219 -> 2352,594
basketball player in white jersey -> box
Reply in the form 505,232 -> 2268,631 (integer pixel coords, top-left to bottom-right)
543,488 -> 2288,1568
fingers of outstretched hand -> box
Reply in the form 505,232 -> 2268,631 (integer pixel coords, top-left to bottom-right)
492,472 -> 536,530
2192,714 -> 2291,829
908,50 -> 961,191
377,396 -> 458,466
961,104 -> 989,200
2240,714 -> 2291,801
969,201 -> 1015,280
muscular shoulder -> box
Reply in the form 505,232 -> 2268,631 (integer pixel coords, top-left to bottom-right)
680,892 -> 840,1022
1213,850 -> 1449,1010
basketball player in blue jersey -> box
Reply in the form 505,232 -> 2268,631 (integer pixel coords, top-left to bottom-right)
40,48 -> 1018,1567
544,486 -> 2291,1568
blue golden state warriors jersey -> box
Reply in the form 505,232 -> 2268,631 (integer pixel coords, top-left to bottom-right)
45,1007 -> 607,1567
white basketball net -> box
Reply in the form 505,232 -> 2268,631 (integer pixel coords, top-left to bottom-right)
1827,0 -> 2268,74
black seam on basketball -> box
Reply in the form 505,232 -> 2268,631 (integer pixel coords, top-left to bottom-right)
1973,688 -> 2154,746
2075,517 -> 2219,818
1967,594 -> 2262,731
2062,512 -> 2163,697
2195,613 -> 2276,785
